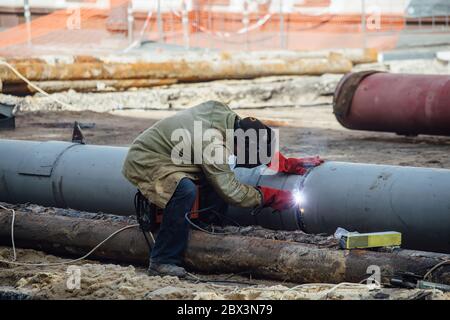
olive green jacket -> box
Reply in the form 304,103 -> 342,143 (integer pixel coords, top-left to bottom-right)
122,100 -> 262,209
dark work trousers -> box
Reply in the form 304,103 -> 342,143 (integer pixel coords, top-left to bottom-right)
150,178 -> 228,266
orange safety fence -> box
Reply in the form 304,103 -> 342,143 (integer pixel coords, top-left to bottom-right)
0,0 -> 128,51
0,0 -> 447,56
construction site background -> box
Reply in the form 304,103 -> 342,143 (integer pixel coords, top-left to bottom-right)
0,0 -> 450,56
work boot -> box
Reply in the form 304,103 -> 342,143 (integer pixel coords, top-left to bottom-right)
148,262 -> 187,278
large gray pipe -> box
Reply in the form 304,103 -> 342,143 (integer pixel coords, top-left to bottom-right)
0,140 -> 136,215
0,139 -> 449,253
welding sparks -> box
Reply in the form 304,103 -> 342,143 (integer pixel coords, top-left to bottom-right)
292,189 -> 304,207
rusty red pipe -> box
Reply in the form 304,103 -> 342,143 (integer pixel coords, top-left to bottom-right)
334,71 -> 450,136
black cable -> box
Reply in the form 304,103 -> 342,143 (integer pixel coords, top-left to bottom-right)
184,205 -> 245,235
134,191 -> 154,250
185,212 -> 235,235
185,201 -> 267,235
194,278 -> 259,286
141,231 -> 154,250
210,209 -> 242,228
185,272 -> 259,286
250,205 -> 264,217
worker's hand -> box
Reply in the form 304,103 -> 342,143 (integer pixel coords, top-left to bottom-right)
296,155 -> 324,168
268,152 -> 324,175
259,186 -> 295,211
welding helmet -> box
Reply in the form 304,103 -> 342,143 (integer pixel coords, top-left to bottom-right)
233,117 -> 276,168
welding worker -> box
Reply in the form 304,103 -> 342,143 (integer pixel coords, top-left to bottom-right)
122,100 -> 323,277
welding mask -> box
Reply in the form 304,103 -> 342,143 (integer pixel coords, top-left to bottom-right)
233,117 -> 275,168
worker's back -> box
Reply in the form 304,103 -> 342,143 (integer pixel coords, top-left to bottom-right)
122,100 -> 239,208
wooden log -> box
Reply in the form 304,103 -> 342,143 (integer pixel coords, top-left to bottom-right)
0,78 -> 178,95
230,48 -> 378,65
0,209 -> 448,284
0,54 -> 352,84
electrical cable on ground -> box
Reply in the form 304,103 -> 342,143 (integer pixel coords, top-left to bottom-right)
186,271 -> 259,287
184,206 -> 242,236
424,260 -> 450,280
0,204 -> 139,267
183,203 -> 264,236
0,204 -> 17,262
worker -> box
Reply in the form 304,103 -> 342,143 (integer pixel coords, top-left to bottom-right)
122,100 -> 323,277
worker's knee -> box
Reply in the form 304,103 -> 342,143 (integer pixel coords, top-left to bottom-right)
165,178 -> 197,225
173,178 -> 197,205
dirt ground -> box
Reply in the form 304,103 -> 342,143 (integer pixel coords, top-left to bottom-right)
3,246 -> 447,300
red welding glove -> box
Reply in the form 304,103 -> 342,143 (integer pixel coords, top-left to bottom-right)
258,186 -> 294,211
268,152 -> 324,175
